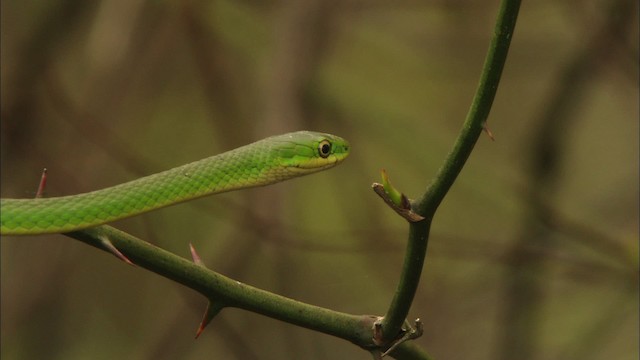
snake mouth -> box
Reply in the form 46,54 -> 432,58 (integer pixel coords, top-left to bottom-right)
288,158 -> 338,173
285,154 -> 348,175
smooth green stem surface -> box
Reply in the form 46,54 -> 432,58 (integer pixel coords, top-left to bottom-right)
380,0 -> 522,343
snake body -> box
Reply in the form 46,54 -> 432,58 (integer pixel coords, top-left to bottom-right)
1,131 -> 349,235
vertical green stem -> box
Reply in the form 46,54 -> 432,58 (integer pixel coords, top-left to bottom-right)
380,0 -> 522,343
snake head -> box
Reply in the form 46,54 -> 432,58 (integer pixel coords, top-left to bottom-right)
271,131 -> 350,174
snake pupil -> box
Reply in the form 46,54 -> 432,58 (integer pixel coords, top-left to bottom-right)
318,140 -> 331,158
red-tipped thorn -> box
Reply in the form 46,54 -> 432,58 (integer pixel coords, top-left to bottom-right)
99,237 -> 134,266
195,310 -> 211,338
189,243 -> 205,267
195,302 -> 223,339
35,168 -> 48,198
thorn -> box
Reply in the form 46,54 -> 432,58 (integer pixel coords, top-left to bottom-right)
372,317 -> 385,346
413,318 -> 423,338
195,301 -> 223,339
35,168 -> 48,198
189,243 -> 205,267
482,123 -> 495,141
380,318 -> 424,357
98,236 -> 134,266
370,350 -> 384,360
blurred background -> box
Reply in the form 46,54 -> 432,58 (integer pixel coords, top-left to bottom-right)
1,0 -> 637,359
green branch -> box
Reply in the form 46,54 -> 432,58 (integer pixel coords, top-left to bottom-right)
379,0 -> 522,343
67,225 -> 377,347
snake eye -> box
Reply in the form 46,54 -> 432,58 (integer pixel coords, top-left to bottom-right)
318,140 -> 331,158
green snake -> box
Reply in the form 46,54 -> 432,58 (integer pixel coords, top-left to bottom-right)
1,131 -> 350,235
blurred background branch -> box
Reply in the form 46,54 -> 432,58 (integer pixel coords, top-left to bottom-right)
497,1 -> 638,359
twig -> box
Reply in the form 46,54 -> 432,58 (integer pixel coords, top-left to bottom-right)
377,0 -> 522,344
